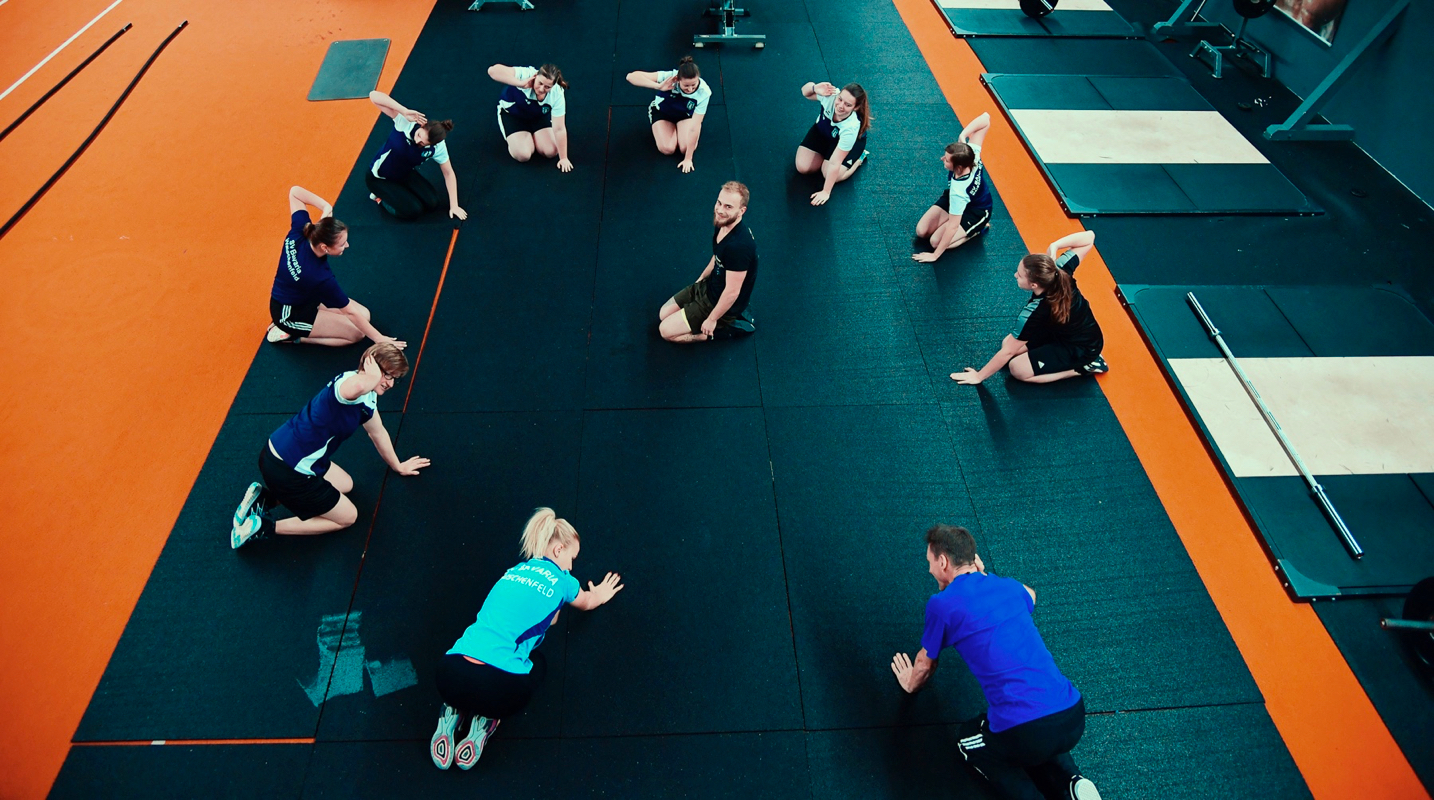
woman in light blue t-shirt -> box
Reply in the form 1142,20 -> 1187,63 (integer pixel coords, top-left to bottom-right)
429,508 -> 623,771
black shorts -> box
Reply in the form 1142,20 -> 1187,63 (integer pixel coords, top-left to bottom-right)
673,280 -> 741,334
648,104 -> 691,126
497,106 -> 550,138
436,652 -> 545,720
1026,341 -> 1097,376
258,445 -> 342,521
931,195 -> 993,237
269,297 -> 319,340
799,124 -> 867,168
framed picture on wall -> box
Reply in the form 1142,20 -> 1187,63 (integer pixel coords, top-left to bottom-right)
1275,0 -> 1348,44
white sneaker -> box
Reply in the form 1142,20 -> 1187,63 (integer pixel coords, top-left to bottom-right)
454,716 -> 500,770
231,512 -> 264,550
234,482 -> 264,527
1071,776 -> 1102,800
265,324 -> 293,344
430,704 -> 463,770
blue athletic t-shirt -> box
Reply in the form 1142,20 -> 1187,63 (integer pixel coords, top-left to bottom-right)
270,211 -> 350,309
921,571 -> 1081,732
650,69 -> 712,119
267,371 -> 377,477
449,558 -> 582,675
370,116 -> 450,181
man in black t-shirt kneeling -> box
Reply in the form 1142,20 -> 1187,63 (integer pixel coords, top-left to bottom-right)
659,181 -> 758,343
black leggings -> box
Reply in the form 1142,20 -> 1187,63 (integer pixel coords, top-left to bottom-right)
957,698 -> 1086,800
365,169 -> 442,220
435,652 -> 546,720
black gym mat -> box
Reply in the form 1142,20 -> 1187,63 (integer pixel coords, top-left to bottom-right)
1314,597 -> 1434,791
938,1 -> 1139,39
304,733 -> 809,798
1120,284 -> 1434,598
314,411 -> 584,742
50,744 -> 311,800
73,413 -> 390,741
562,408 -> 803,736
982,73 -> 1318,216
231,224 -> 452,414
1078,704 -> 1312,800
969,37 -> 1181,77
308,39 -> 390,102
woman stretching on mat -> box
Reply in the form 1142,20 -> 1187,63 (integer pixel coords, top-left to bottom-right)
365,92 -> 467,221
913,112 -> 991,263
795,80 -> 871,206
626,55 -> 711,173
430,508 -> 623,771
230,343 -> 430,548
489,63 -> 573,172
265,186 -> 406,347
952,231 -> 1108,385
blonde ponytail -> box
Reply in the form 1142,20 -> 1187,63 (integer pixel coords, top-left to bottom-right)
519,507 -> 579,560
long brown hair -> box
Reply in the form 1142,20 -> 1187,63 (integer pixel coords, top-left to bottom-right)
302,216 -> 348,249
1020,253 -> 1075,324
843,82 -> 871,138
945,141 -> 975,171
538,63 -> 568,90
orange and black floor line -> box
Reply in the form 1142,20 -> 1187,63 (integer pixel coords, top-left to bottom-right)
1,0 -> 1428,797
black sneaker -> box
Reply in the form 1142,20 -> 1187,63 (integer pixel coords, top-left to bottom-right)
1077,356 -> 1108,375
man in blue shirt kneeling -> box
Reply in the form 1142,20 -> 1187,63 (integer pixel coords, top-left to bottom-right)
892,524 -> 1102,800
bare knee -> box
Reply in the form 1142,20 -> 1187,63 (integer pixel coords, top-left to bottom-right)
330,500 -> 358,529
510,147 -> 532,162
657,140 -> 677,155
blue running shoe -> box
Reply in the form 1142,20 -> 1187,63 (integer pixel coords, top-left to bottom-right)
431,704 -> 463,770
454,716 -> 500,770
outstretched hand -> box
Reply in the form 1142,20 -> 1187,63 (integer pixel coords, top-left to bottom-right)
679,158 -> 695,174
557,158 -> 574,173
375,335 -> 408,350
810,190 -> 831,206
587,572 -> 625,606
394,455 -> 431,476
449,205 -> 468,220
815,81 -> 838,97
402,108 -> 427,124
658,74 -> 678,92
951,368 -> 983,385
891,652 -> 919,693
360,355 -> 382,380
911,252 -> 939,264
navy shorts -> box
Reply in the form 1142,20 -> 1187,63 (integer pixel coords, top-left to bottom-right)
799,123 -> 866,168
498,107 -> 550,138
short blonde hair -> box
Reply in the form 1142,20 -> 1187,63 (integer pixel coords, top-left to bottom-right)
720,180 -> 750,210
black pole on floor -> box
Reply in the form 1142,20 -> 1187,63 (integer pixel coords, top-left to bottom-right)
0,23 -> 134,144
1186,292 -> 1364,560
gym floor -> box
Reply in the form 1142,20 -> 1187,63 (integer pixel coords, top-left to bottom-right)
0,0 -> 1429,797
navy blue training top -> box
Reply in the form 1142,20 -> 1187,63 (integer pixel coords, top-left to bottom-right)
268,371 -> 377,477
921,571 -> 1081,732
270,211 -> 349,309
370,115 -> 450,181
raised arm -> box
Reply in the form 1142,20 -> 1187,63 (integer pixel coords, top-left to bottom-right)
369,91 -> 425,124
959,112 -> 991,149
626,70 -> 665,89
488,64 -> 527,86
289,185 -> 332,218
1046,230 -> 1095,262
802,81 -> 837,100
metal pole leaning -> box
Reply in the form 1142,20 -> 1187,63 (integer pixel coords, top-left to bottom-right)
1186,293 -> 1364,559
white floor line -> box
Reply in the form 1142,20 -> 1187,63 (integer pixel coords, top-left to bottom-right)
0,0 -> 125,104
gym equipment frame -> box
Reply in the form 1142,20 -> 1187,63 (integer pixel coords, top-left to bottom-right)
468,0 -> 534,11
694,1 -> 765,48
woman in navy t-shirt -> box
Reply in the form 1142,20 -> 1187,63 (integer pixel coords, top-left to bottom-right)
429,508 -> 623,771
795,80 -> 871,206
951,230 -> 1108,385
488,63 -> 573,172
266,186 -> 406,348
365,91 -> 467,221
626,55 -> 712,173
